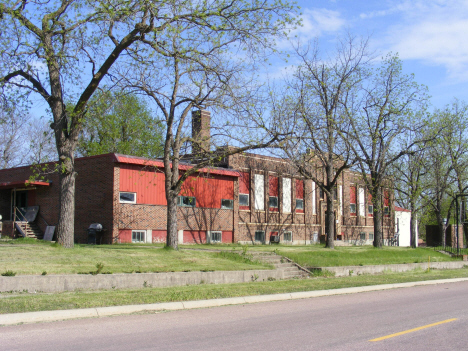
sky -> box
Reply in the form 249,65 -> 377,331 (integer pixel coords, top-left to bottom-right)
273,0 -> 468,110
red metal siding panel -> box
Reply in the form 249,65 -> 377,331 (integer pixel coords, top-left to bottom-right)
119,229 -> 132,243
384,190 -> 390,206
183,230 -> 206,244
350,186 -> 356,204
119,164 -> 166,205
222,231 -> 233,243
269,176 -> 278,196
239,172 -> 250,194
296,179 -> 304,199
152,230 -> 167,243
180,174 -> 234,208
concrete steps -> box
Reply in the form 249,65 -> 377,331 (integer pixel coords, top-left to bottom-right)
250,252 -> 310,279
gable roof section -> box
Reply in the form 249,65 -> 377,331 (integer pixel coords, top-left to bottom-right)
113,154 -> 239,177
395,206 -> 411,213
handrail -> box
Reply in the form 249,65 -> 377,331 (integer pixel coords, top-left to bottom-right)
37,212 -> 49,227
14,207 -> 27,222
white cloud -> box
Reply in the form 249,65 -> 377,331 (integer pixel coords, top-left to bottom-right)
292,8 -> 346,39
371,0 -> 468,82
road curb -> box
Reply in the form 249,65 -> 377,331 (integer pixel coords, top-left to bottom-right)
2,277 -> 468,326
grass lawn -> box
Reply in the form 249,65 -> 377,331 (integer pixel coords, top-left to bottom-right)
1,267 -> 468,314
187,243 -> 456,267
0,239 -> 270,275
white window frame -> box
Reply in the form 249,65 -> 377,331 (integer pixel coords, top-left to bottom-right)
132,230 -> 145,243
339,185 -> 343,215
283,231 -> 292,242
254,174 -> 264,210
221,199 -> 234,209
177,196 -> 196,207
269,196 -> 278,208
239,194 -> 249,207
296,198 -> 304,210
209,231 -> 222,243
120,192 -> 136,204
255,230 -> 265,243
283,178 -> 291,213
350,203 -> 356,215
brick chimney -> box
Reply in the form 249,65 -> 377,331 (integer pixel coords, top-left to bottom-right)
192,109 -> 211,154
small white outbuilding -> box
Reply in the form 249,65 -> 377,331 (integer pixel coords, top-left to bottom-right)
395,206 -> 417,247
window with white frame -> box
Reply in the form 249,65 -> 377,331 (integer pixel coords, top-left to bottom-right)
360,232 -> 366,240
312,181 -> 316,215
283,231 -> 292,242
368,204 -> 373,215
369,233 -> 374,240
132,230 -> 145,243
177,196 -> 196,207
120,192 -> 136,204
269,196 -> 278,208
255,231 -> 265,243
221,199 -> 233,209
210,231 -> 222,243
296,199 -> 304,210
239,194 -> 249,207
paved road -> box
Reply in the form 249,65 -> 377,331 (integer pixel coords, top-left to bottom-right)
2,281 -> 468,350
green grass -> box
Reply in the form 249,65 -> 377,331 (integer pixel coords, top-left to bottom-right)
276,246 -> 454,267
185,243 -> 455,267
2,268 -> 468,314
0,239 -> 270,275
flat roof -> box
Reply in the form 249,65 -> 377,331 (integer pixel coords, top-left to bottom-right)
114,154 -> 240,177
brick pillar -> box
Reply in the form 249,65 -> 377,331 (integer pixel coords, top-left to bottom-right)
192,110 -> 211,154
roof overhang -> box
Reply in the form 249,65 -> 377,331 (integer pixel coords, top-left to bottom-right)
114,154 -> 240,177
0,181 -> 51,190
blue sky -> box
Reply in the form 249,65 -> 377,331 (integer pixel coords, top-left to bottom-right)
274,0 -> 468,110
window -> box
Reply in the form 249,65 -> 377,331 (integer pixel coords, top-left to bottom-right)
255,231 -> 265,243
120,192 -> 136,204
178,196 -> 196,207
384,206 -> 390,215
350,204 -> 356,214
360,232 -> 366,240
369,233 -> 374,240
210,231 -> 222,243
132,230 -> 145,243
350,186 -> 357,216
269,196 -> 278,208
283,178 -> 291,213
221,199 -> 233,209
296,199 -> 304,210
283,231 -> 292,242
239,194 -> 249,207
368,205 -> 374,215
358,187 -> 365,216
320,188 -> 324,199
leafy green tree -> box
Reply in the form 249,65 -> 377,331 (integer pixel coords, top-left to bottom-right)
78,91 -> 164,158
0,0 -> 296,248
346,54 -> 429,248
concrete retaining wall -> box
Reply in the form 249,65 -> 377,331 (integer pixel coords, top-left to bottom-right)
0,269 -> 283,293
319,261 -> 467,277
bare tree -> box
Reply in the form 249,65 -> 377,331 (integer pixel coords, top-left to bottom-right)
277,35 -> 371,248
0,102 -> 30,169
346,54 -> 429,248
114,2 -> 297,249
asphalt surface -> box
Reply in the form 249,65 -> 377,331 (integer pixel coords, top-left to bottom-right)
2,279 -> 468,350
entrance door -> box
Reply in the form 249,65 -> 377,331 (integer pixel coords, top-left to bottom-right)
12,190 -> 28,220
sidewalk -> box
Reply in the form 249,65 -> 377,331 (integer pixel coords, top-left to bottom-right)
2,277 -> 468,326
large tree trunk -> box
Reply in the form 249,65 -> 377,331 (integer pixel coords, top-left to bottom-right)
56,152 -> 76,248
373,208 -> 383,248
166,192 -> 179,250
410,214 -> 417,248
325,194 -> 335,249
